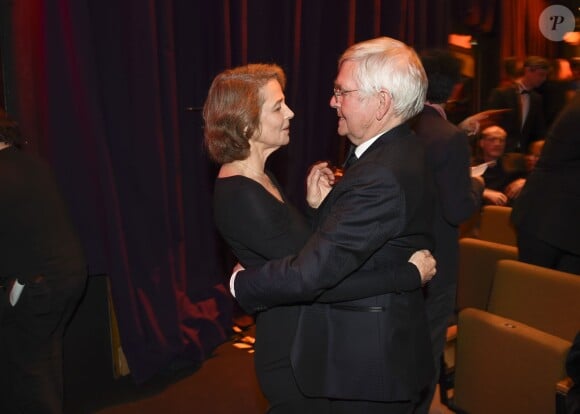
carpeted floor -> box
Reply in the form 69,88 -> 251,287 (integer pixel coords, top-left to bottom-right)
70,322 -> 453,414
88,325 -> 268,414
61,278 -> 454,414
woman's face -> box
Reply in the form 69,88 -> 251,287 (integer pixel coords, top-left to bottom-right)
251,79 -> 294,150
525,140 -> 544,172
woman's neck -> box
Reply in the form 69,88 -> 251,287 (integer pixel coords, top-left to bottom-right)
234,159 -> 266,178
220,156 -> 283,202
218,155 -> 267,180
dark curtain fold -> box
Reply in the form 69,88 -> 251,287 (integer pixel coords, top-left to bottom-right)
1,0 -> 453,383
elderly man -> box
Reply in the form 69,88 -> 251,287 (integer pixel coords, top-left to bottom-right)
475,125 -> 527,206
231,37 -> 436,413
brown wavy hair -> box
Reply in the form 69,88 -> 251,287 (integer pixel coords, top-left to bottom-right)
203,63 -> 286,164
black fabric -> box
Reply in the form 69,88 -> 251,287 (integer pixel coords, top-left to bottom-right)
342,145 -> 359,170
214,173 -> 318,411
512,93 -> 580,273
411,105 -> 483,413
0,146 -> 87,413
0,147 -> 86,284
213,173 -> 311,269
213,170 -> 424,408
486,84 -> 546,153
473,155 -> 525,197
516,229 -> 580,275
234,125 -> 435,402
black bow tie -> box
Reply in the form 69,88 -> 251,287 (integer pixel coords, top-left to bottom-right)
520,89 -> 530,95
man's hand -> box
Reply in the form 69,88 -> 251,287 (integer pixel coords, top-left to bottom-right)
458,116 -> 481,136
458,109 -> 511,136
483,188 -> 508,206
408,249 -> 436,285
306,161 -> 336,208
504,178 -> 526,200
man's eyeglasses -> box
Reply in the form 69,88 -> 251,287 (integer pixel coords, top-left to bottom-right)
333,88 -> 359,100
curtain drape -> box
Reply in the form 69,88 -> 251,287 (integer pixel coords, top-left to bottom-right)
2,0 -> 453,383
500,0 -> 557,66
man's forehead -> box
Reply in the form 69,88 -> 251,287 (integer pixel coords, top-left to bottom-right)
335,62 -> 358,83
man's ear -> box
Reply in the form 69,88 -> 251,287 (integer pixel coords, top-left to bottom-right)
376,90 -> 391,120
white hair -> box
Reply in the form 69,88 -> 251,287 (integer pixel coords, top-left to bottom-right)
338,37 -> 427,122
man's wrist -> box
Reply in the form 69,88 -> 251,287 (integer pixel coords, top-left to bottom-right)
9,279 -> 25,306
229,269 -> 241,297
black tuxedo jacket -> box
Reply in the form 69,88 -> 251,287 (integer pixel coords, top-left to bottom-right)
487,84 -> 546,153
512,93 -> 580,255
411,106 -> 483,289
235,123 -> 435,402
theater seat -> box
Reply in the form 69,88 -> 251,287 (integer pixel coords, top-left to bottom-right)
453,308 -> 571,414
439,238 -> 519,405
457,238 -> 518,312
487,259 -> 580,342
478,205 -> 517,246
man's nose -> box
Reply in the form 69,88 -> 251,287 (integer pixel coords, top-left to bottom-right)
330,95 -> 338,108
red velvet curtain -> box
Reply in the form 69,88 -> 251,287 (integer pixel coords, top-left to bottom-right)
500,0 -> 557,65
1,0 -> 454,383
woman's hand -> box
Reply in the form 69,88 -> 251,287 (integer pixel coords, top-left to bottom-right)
306,161 -> 335,208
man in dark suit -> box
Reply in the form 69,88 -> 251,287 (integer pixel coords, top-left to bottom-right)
486,56 -> 549,153
231,37 -> 435,413
0,109 -> 87,413
411,50 -> 484,413
511,93 -> 580,275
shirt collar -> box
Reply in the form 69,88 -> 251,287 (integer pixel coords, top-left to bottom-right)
516,82 -> 530,94
354,131 -> 384,158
